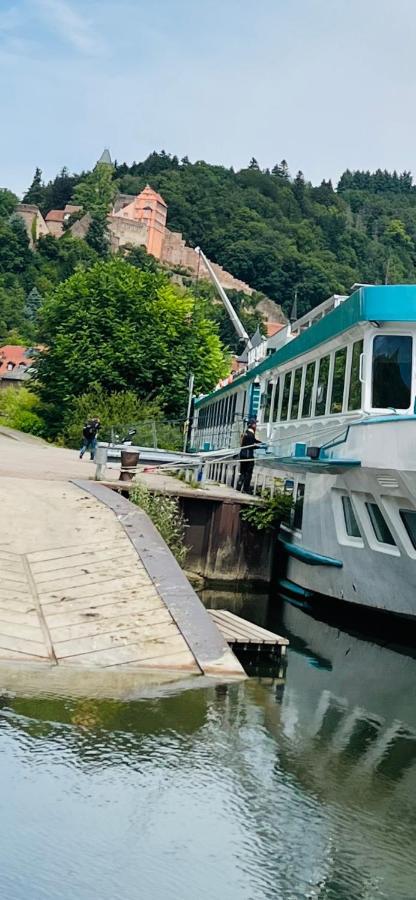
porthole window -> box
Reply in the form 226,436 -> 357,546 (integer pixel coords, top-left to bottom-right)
366,502 -> 396,546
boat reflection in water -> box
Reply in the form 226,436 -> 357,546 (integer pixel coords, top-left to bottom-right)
0,586 -> 416,900
266,598 -> 416,898
200,582 -> 416,897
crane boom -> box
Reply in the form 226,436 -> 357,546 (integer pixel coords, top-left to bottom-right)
194,247 -> 251,348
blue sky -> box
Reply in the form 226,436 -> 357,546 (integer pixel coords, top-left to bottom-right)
1,0 -> 416,196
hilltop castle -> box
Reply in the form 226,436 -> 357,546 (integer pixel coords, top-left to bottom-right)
16,150 -> 261,297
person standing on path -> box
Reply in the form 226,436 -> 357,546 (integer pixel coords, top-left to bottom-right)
79,418 -> 101,461
237,419 -> 263,493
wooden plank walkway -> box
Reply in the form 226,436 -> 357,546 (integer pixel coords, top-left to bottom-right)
208,609 -> 289,655
0,476 -> 245,683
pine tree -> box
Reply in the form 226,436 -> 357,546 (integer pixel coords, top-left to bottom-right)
23,168 -> 44,207
25,287 -> 43,321
272,159 -> 290,180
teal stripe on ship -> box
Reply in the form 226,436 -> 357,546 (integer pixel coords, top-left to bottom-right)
278,537 -> 343,568
195,284 -> 416,408
277,578 -> 313,598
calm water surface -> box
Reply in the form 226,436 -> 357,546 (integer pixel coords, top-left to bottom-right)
1,591 -> 416,900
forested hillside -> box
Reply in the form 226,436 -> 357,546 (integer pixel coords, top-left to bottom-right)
19,154 -> 416,319
2,154 -> 416,441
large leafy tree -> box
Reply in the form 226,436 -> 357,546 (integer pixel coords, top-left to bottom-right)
36,258 -> 229,433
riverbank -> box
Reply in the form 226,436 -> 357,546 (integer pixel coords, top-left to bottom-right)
0,431 -> 245,691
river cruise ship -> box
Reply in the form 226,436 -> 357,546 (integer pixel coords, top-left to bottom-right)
192,285 -> 416,618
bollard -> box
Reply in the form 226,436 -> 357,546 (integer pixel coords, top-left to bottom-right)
120,449 -> 140,482
94,445 -> 108,481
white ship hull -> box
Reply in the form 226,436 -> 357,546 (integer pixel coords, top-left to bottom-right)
258,417 -> 416,617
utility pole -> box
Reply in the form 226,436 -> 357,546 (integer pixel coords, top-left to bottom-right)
183,372 -> 194,452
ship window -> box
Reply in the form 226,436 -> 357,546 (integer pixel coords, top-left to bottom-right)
272,377 -> 281,421
293,482 -> 305,530
280,372 -> 292,421
290,367 -> 303,419
316,355 -> 330,416
301,361 -> 315,418
372,335 -> 412,409
330,347 -> 347,413
264,381 -> 273,422
366,502 -> 396,545
399,509 -> 416,549
348,340 -> 363,410
342,496 -> 361,538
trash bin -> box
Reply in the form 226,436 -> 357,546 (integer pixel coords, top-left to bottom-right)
120,449 -> 140,482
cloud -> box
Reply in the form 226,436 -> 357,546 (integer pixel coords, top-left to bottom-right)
34,0 -> 104,55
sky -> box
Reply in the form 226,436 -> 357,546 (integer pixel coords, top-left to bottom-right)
1,0 -> 416,196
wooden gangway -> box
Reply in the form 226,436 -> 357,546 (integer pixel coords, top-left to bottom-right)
208,609 -> 289,656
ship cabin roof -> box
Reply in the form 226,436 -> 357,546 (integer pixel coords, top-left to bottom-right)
195,284 -> 416,409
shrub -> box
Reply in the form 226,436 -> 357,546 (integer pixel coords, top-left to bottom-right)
241,489 -> 294,531
130,483 -> 187,566
58,386 -> 182,450
0,386 -> 46,436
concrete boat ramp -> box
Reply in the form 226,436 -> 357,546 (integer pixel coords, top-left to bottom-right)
0,431 -> 245,693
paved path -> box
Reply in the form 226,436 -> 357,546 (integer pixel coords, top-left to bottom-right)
0,478 -> 200,672
0,433 -> 244,688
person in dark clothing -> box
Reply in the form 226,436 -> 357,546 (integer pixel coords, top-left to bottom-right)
237,419 -> 263,493
79,418 -> 101,460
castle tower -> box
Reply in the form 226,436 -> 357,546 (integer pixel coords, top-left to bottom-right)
113,184 -> 167,259
97,148 -> 113,166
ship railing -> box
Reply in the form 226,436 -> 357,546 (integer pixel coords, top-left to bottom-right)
174,454 -> 278,496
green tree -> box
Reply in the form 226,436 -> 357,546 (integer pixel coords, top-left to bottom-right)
73,161 -> 116,219
85,216 -> 110,257
24,287 -> 43,322
0,188 -> 18,219
23,167 -> 44,206
36,258 -> 229,434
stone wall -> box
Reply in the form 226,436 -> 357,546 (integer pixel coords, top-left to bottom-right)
15,204 -> 49,247
107,216 -> 148,251
161,229 -> 254,295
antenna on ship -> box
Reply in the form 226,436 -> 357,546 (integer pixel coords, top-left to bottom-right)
290,288 -> 298,324
385,254 -> 391,285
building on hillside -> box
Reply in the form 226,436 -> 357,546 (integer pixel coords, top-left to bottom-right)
14,205 -> 49,247
0,345 -> 37,389
112,185 -> 167,258
15,150 -> 286,321
45,204 -> 82,237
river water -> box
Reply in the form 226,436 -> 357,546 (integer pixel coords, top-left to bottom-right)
0,591 -> 416,900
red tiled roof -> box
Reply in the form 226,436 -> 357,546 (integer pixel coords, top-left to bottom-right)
266,322 -> 285,337
45,209 -> 65,222
141,185 -> 167,207
0,345 -> 32,374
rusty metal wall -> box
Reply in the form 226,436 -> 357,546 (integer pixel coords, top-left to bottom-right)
179,497 -> 275,584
